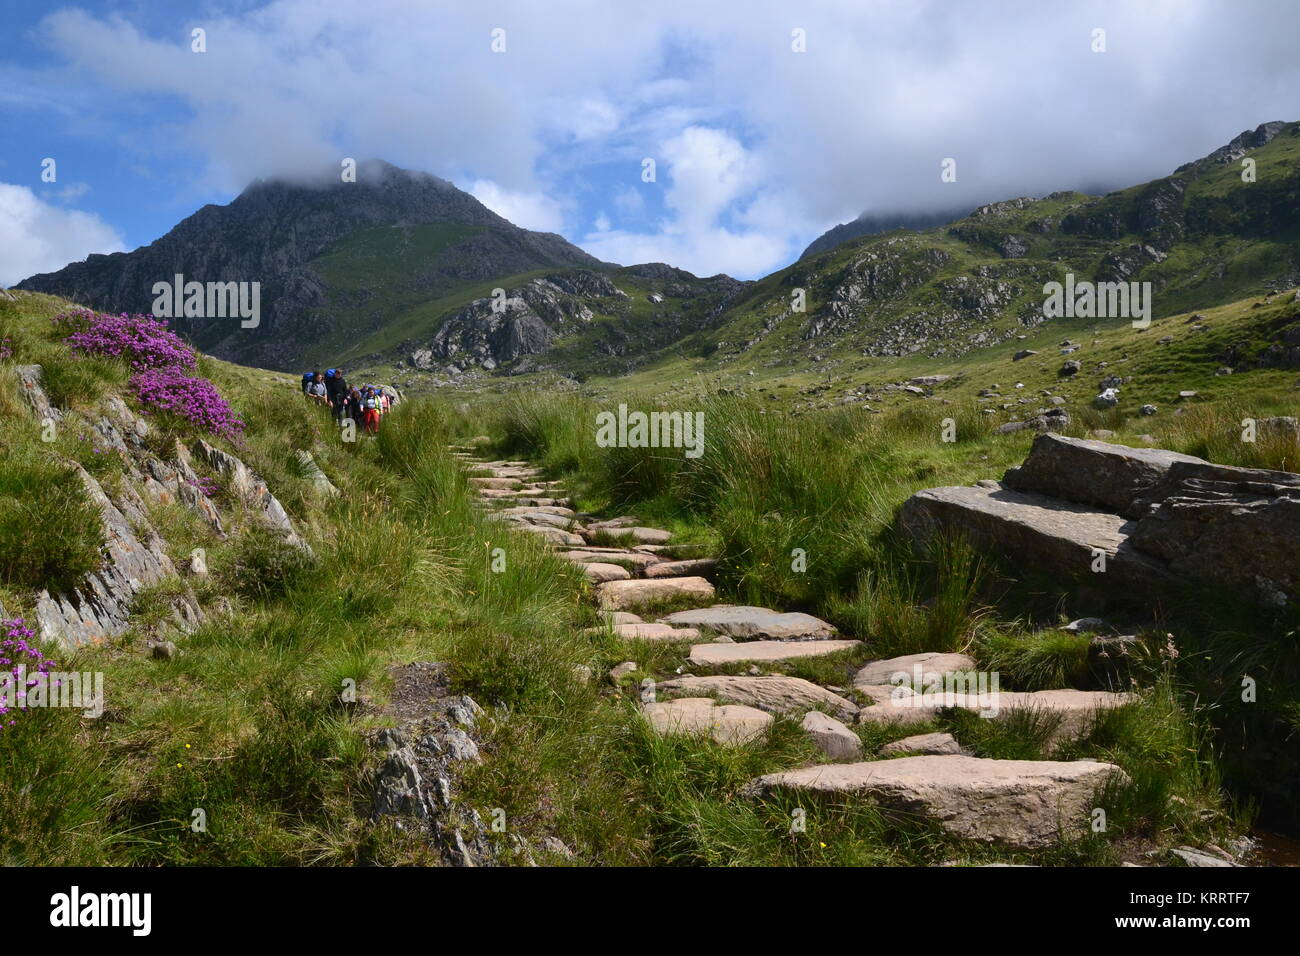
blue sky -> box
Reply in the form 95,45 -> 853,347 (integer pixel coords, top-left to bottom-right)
3,0 -> 1299,287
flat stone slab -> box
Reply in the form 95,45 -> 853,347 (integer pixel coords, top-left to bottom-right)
746,755 -> 1129,849
879,732 -> 965,756
642,697 -> 772,746
688,640 -> 863,667
856,687 -> 1135,742
853,652 -> 977,691
801,711 -> 863,760
658,605 -> 838,641
559,550 -> 663,571
583,562 -> 631,583
644,558 -> 719,579
517,524 -> 585,547
655,675 -> 859,719
584,623 -> 701,642
898,483 -> 1172,587
596,576 -> 715,611
587,525 -> 674,544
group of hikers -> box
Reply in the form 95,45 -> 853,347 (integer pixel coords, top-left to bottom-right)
301,368 -> 399,434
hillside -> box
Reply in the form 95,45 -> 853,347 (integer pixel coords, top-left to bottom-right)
4,284 -> 1299,866
16,160 -> 605,370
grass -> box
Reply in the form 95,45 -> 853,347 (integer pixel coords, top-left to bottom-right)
0,286 -> 1286,865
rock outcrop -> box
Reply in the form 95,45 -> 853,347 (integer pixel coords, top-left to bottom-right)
900,433 -> 1300,609
746,755 -> 1129,849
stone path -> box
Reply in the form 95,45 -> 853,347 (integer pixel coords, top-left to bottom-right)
451,443 -> 1138,852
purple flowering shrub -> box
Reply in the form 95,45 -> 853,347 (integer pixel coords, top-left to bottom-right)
51,309 -> 244,440
131,366 -> 245,441
53,309 -> 197,372
0,619 -> 59,730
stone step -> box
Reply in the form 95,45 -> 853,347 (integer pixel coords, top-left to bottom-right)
559,549 -> 664,571
642,697 -> 772,746
852,652 -> 976,692
688,639 -> 863,667
658,605 -> 838,641
515,524 -> 585,547
643,558 -> 719,579
655,675 -> 859,720
584,622 -> 702,642
854,686 -> 1136,742
801,711 -> 863,760
584,526 -> 674,546
596,576 -> 715,611
745,755 -> 1129,849
583,563 -> 631,583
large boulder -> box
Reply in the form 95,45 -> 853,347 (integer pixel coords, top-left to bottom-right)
746,755 -> 1129,849
1129,461 -> 1300,607
898,483 -> 1172,590
1003,434 -> 1206,517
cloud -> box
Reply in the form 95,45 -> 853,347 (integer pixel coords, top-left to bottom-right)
23,0 -> 1300,278
0,183 -> 125,287
469,180 -> 567,233
581,127 -> 800,276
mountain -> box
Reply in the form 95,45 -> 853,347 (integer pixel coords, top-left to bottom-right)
18,160 -> 606,369
799,208 -> 967,260
671,121 -> 1300,378
20,122 -> 1300,382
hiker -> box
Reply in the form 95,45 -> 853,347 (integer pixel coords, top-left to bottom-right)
326,369 -> 348,422
363,387 -> 381,434
310,372 -> 328,404
346,385 -> 362,425
301,371 -> 313,395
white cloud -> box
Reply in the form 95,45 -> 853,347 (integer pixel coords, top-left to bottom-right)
24,0 -> 1300,278
581,127 -> 796,276
469,179 -> 567,233
0,183 -> 125,287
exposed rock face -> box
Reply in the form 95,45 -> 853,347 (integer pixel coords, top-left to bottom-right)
655,675 -> 859,720
902,434 -> 1300,609
34,467 -> 203,649
367,662 -> 494,866
745,755 -> 1129,850
426,271 -> 623,369
192,440 -> 310,551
